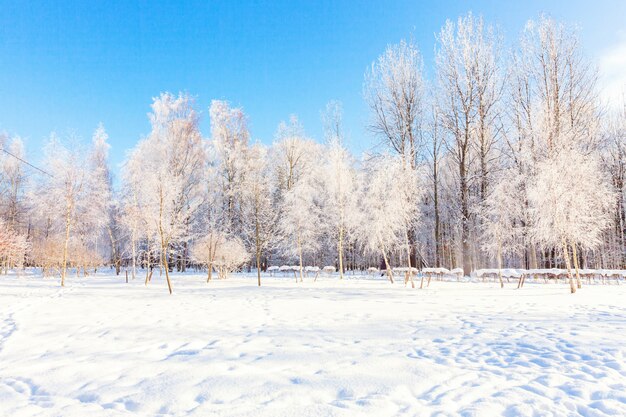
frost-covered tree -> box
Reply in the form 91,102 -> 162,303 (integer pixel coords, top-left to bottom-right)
320,101 -> 357,279
240,144 -> 276,286
71,124 -> 115,274
271,118 -> 322,282
121,141 -> 158,282
529,148 -> 614,293
34,134 -> 89,286
436,13 -> 501,275
321,142 -> 356,279
271,116 -> 316,192
212,237 -> 248,279
0,135 -> 28,231
425,105 -> 444,266
518,15 -> 599,154
364,39 -> 426,270
124,92 -> 205,294
480,170 -> 524,287
600,102 -> 626,268
210,100 -> 249,234
191,232 -> 248,280
503,14 -> 602,270
355,155 -> 420,285
191,231 -> 226,282
277,169 -> 323,282
364,39 -> 425,168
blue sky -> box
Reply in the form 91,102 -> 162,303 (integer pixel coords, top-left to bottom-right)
1,0 -> 625,173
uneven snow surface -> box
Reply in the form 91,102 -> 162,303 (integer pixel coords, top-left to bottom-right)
1,272 -> 625,416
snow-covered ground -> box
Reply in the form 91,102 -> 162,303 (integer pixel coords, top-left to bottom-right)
1,271 -> 625,417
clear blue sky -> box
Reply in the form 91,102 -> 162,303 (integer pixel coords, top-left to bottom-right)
1,0 -> 625,174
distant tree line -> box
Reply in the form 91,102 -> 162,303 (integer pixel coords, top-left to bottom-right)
0,14 -> 624,293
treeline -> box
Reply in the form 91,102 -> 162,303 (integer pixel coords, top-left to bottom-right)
0,14 -> 624,293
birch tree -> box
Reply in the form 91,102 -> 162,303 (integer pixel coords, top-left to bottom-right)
73,124 -> 115,274
355,155 -> 420,285
320,101 -> 356,279
436,13 -> 500,275
277,169 -> 323,283
210,100 -> 249,234
240,144 -> 276,286
35,134 -> 88,286
480,170 -> 524,287
364,38 -> 426,271
529,148 -> 614,293
129,92 -> 205,294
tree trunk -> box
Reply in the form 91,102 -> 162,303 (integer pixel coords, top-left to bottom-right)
497,240 -> 504,288
158,186 -> 172,294
562,237 -> 576,294
255,212 -> 262,287
61,202 -> 72,287
338,224 -> 345,280
378,236 -> 394,284
460,176 -> 471,276
571,243 -> 582,289
405,230 -> 414,288
181,241 -> 187,273
162,243 -> 173,294
131,237 -> 137,280
144,244 -> 151,286
256,251 -> 262,287
297,233 -> 304,283
434,181 -> 441,267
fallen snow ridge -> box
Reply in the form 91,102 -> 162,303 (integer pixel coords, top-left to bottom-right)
1,272 -> 625,416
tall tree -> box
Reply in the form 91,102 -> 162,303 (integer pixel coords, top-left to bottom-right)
436,13 -> 500,275
35,134 -> 89,286
364,38 -> 426,271
240,144 -> 276,286
125,92 -> 205,294
355,155 -> 420,285
528,148 -> 614,293
320,101 -> 356,279
210,100 -> 249,235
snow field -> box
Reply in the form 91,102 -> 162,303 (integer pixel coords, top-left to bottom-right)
0,272 -> 625,416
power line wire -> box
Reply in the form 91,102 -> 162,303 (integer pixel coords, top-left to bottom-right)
0,147 -> 54,177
